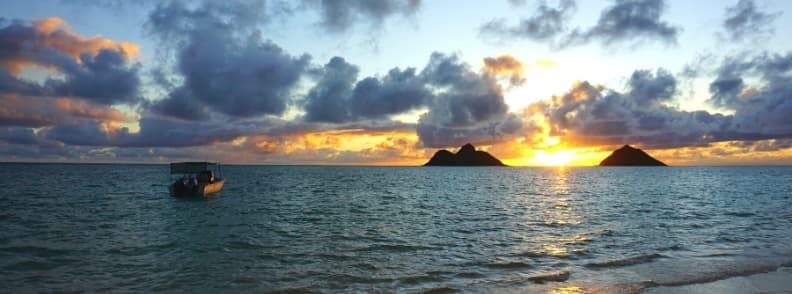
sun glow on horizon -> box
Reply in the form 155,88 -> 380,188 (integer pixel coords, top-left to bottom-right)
530,149 -> 577,166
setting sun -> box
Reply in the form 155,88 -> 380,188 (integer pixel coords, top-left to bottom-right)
531,149 -> 577,166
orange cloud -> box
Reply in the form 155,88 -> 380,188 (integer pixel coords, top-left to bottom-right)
232,130 -> 426,165
53,98 -> 132,122
483,54 -> 525,86
1,17 -> 140,75
0,94 -> 131,127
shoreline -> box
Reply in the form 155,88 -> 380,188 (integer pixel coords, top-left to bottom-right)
642,266 -> 792,293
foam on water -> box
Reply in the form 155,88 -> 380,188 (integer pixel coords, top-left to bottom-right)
1,164 -> 792,292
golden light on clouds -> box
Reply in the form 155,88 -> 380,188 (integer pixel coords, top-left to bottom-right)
234,129 -> 427,165
32,17 -> 140,60
1,17 -> 140,75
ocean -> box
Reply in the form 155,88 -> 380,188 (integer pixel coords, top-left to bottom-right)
1,164 -> 791,292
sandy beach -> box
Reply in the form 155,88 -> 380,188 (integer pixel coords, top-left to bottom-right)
644,267 -> 792,294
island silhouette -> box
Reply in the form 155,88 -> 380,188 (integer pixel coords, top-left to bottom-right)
424,143 -> 506,166
599,145 -> 667,166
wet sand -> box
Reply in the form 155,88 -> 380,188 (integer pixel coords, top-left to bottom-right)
643,267 -> 792,294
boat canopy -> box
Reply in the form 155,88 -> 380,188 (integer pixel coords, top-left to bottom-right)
170,162 -> 219,174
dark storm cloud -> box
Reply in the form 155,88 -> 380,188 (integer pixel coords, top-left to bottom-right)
147,87 -> 210,121
417,113 -> 523,148
350,67 -> 429,118
45,116 -> 256,148
420,53 -> 509,126
144,1 -> 311,119
46,49 -> 141,104
0,94 -> 130,127
480,0 -> 576,42
302,52 -> 522,147
0,127 -> 46,145
417,53 -> 522,148
626,68 -> 676,105
301,0 -> 421,33
537,55 -> 792,148
722,0 -> 782,41
0,127 -> 36,145
40,112 -> 416,150
303,57 -> 361,123
0,19 -> 141,105
0,68 -> 44,96
709,53 -> 792,138
563,0 -> 679,47
536,73 -> 732,148
303,57 -> 431,123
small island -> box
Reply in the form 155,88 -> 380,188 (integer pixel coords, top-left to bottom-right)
599,145 -> 667,166
424,143 -> 506,166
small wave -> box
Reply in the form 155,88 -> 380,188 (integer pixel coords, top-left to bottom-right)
511,248 -> 586,259
454,272 -> 484,279
352,244 -> 434,252
327,273 -> 394,284
585,253 -> 665,268
695,252 -> 736,257
4,260 -> 64,271
268,287 -> 317,294
645,264 -> 792,290
1,245 -> 73,257
482,261 -> 533,269
656,244 -> 686,251
526,270 -> 570,284
422,287 -> 458,294
511,251 -> 546,258
107,242 -> 178,256
399,275 -> 443,285
724,211 -> 755,217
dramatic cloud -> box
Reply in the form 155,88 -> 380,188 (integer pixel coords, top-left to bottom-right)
417,53 -> 522,148
0,95 -> 130,127
532,71 -> 731,149
480,0 -> 576,42
0,17 -> 138,74
0,17 -> 141,105
563,0 -> 679,47
708,52 -> 792,138
0,127 -> 63,149
303,57 -> 361,123
146,1 -> 310,119
297,52 -> 529,147
301,0 -> 422,33
532,53 -> 792,149
303,57 -> 431,123
722,0 -> 782,41
47,117 -> 242,148
46,49 -> 141,104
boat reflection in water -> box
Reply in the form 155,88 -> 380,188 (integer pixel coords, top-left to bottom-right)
168,162 -> 225,197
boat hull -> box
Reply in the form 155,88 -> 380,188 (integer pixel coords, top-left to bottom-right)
170,179 -> 225,197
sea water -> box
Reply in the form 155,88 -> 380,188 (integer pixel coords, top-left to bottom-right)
1,164 -> 791,292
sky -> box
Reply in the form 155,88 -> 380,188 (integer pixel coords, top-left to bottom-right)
1,0 -> 792,166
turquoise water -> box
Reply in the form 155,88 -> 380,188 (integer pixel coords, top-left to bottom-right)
1,164 -> 791,292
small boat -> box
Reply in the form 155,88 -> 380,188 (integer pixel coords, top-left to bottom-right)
169,162 -> 225,197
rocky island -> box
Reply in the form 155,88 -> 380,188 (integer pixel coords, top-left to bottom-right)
599,145 -> 667,166
424,143 -> 506,166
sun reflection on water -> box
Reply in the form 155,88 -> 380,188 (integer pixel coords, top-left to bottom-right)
547,286 -> 585,294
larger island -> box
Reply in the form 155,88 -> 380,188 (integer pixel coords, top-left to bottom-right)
424,143 -> 506,166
